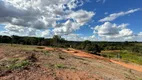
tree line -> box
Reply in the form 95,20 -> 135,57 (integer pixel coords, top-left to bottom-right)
0,35 -> 141,55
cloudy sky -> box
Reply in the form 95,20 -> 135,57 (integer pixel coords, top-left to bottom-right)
0,0 -> 142,41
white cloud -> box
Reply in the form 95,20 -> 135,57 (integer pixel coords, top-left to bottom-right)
130,32 -> 142,41
0,0 -> 94,36
53,10 -> 95,35
62,33 -> 84,41
53,20 -> 80,35
94,22 -> 134,41
68,10 -> 95,25
41,30 -> 51,38
2,23 -> 41,37
99,8 -> 140,22
138,32 -> 142,36
62,33 -> 98,41
83,35 -> 98,41
119,29 -> 133,37
0,0 -> 141,41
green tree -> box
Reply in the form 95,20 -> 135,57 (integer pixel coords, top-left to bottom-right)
81,40 -> 91,49
52,35 -> 63,47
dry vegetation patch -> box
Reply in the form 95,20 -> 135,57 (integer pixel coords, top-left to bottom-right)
0,44 -> 142,80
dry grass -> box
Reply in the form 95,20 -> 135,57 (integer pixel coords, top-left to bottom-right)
0,44 -> 142,80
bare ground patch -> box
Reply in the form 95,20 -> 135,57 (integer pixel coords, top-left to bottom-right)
0,45 -> 142,80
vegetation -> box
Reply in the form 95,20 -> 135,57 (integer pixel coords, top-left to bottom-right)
0,42 -> 142,79
0,59 -> 30,72
8,60 -> 30,70
101,50 -> 142,64
54,64 -> 67,69
0,35 -> 101,54
0,35 -> 142,64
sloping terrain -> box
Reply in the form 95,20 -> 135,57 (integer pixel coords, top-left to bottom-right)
0,44 -> 142,80
60,48 -> 142,72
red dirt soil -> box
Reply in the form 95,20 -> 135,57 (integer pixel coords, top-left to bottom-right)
55,69 -> 103,80
0,46 -> 103,80
45,47 -> 142,73
110,60 -> 142,72
45,47 -> 55,51
61,48 -> 110,62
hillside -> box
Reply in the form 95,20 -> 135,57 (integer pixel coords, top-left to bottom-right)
0,44 -> 142,80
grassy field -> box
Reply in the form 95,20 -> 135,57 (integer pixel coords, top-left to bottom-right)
100,42 -> 142,65
101,49 -> 142,65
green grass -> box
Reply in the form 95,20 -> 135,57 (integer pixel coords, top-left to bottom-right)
44,63 -> 76,70
102,50 -> 142,65
43,51 -> 49,55
120,51 -> 142,65
54,64 -> 67,69
7,60 -> 30,70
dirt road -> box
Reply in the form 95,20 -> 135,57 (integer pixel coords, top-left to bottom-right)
45,47 -> 142,73
111,60 -> 142,72
61,48 -> 110,61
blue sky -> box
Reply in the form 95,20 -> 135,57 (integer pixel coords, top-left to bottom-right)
0,0 -> 142,41
75,0 -> 142,35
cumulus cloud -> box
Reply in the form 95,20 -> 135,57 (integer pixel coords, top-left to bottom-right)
64,26 -> 142,41
1,23 -> 41,37
53,20 -> 80,35
68,10 -> 95,25
41,30 -> 52,38
99,8 -> 140,22
62,33 -> 98,41
62,33 -> 84,41
138,32 -> 142,36
0,0 -> 94,37
53,10 -> 95,35
83,35 -> 98,41
130,32 -> 142,41
93,22 -> 134,41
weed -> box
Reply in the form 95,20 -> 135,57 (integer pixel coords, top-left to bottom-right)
124,73 -> 133,79
54,64 -> 67,69
44,51 -> 49,55
7,60 -> 30,70
44,63 -> 75,70
70,66 -> 76,69
52,71 -> 56,76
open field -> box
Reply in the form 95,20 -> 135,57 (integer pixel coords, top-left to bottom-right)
0,44 -> 142,80
101,50 -> 142,65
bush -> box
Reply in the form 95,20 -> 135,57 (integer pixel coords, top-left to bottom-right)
132,46 -> 140,53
